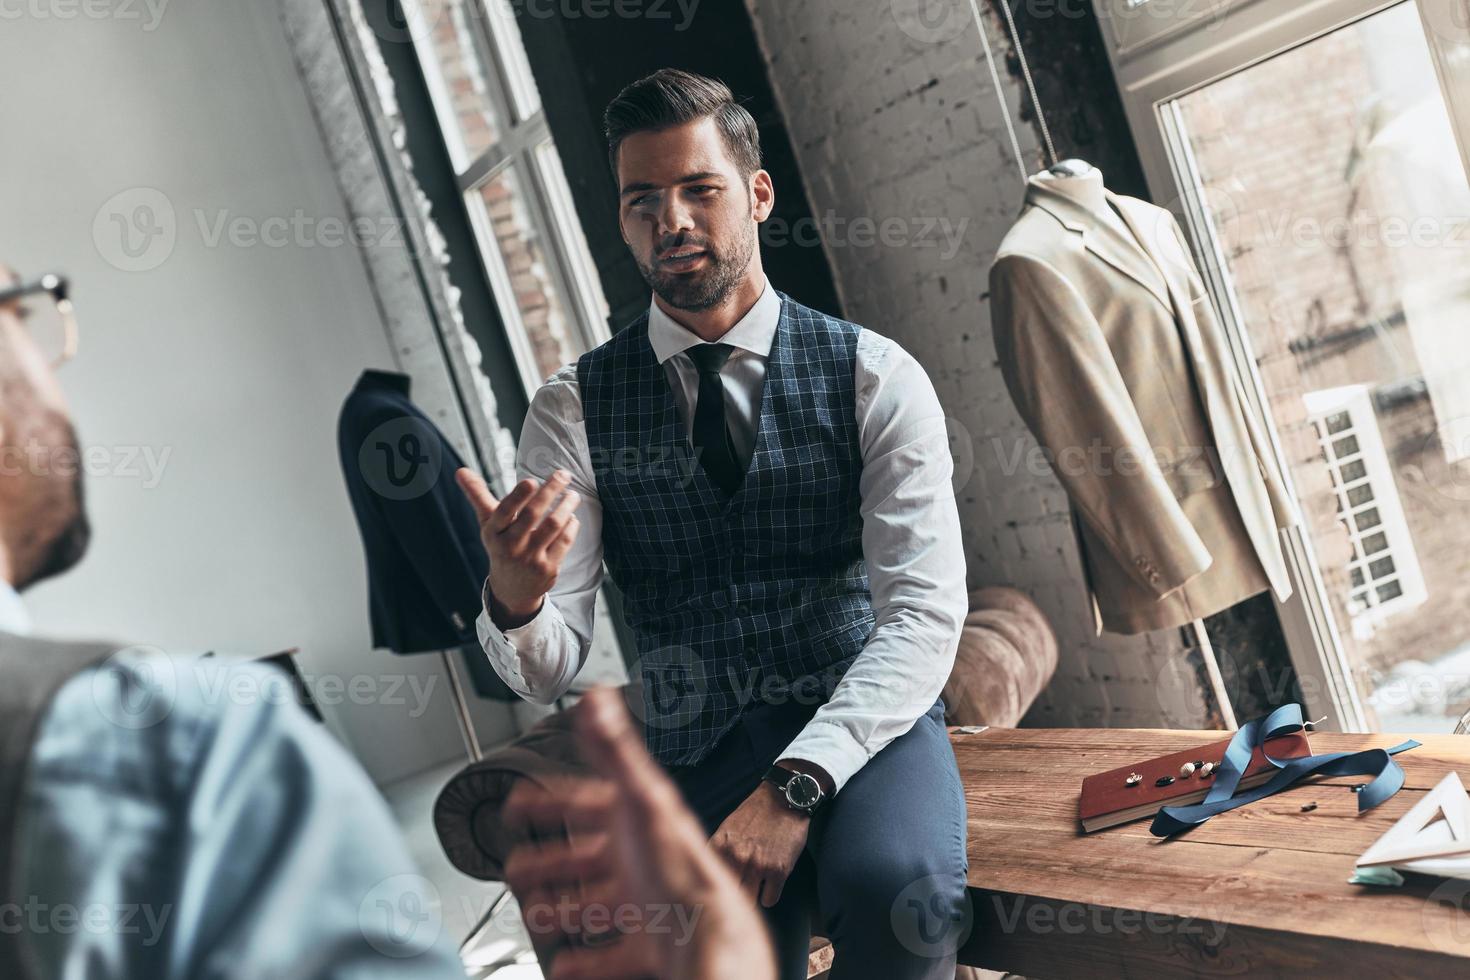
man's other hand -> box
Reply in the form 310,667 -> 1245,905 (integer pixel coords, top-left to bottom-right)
709,778 -> 811,909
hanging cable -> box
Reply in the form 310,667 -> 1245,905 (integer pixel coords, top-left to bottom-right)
997,0 -> 1058,166
966,0 -> 1027,186
965,0 -> 1060,182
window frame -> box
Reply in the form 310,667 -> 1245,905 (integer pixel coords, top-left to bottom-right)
405,0 -> 610,399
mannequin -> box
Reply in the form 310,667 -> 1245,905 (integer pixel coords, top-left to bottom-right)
1035,161 -> 1140,252
988,167 -> 1297,636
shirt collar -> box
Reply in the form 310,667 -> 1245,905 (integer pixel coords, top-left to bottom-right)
647,279 -> 781,365
0,579 -> 32,636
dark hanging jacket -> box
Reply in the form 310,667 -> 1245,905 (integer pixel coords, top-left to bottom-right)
336,370 -> 490,656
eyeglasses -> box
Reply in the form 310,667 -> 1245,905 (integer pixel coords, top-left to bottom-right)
0,273 -> 78,368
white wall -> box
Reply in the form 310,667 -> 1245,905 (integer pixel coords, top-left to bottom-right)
0,0 -> 515,784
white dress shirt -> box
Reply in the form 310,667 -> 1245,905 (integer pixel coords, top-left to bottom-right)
477,280 -> 968,794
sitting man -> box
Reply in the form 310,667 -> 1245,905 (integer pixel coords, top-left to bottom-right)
462,68 -> 972,978
0,265 -> 463,978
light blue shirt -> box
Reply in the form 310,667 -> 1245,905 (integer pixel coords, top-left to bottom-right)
6,585 -> 463,978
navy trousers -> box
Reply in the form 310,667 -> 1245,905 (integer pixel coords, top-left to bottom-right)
668,697 -> 970,980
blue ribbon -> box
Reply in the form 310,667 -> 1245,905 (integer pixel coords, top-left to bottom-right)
1150,703 -> 1421,838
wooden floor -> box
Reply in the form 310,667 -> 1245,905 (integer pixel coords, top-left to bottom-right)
952,727 -> 1470,978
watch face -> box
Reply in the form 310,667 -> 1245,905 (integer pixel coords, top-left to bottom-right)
785,772 -> 822,809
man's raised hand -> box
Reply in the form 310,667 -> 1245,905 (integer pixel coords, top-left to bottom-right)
456,467 -> 581,629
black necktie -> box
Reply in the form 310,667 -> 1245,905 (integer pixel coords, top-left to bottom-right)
686,343 -> 743,496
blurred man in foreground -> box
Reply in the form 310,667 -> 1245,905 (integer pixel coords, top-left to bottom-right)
0,265 -> 463,977
503,686 -> 776,980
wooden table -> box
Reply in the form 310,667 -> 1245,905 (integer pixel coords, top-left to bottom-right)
953,727 -> 1470,978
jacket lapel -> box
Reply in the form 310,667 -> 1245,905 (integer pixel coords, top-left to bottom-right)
1026,179 -> 1173,313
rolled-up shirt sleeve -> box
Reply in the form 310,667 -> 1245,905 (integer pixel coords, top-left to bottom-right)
475,364 -> 603,704
779,331 -> 969,795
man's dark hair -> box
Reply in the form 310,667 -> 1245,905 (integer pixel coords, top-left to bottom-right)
603,69 -> 762,181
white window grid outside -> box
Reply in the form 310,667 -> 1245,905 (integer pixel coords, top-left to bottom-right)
1306,384 -> 1427,635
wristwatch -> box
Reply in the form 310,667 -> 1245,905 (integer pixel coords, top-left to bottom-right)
763,765 -> 826,816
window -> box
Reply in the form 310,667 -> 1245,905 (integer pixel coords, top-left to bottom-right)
406,0 -> 610,397
1099,0 -> 1470,733
1305,385 -> 1427,635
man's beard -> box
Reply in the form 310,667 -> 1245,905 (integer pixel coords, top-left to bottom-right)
17,414 -> 91,590
635,222 -> 757,313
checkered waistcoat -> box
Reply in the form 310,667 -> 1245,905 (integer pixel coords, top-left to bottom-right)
577,292 -> 876,766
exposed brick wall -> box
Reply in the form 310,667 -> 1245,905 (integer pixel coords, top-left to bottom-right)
742,0 -> 1217,730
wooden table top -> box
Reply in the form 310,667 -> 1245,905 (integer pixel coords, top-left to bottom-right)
952,726 -> 1470,978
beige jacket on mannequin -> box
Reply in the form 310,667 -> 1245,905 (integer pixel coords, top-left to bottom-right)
990,174 -> 1298,634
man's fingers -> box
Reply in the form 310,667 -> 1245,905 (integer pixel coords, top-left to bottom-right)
575,688 -> 670,793
759,871 -> 785,909
507,470 -> 573,538
544,517 -> 581,566
550,936 -> 656,980
736,863 -> 762,905
527,487 -> 581,554
455,467 -> 499,522
487,478 -> 541,535
504,833 -> 614,897
504,779 -> 617,839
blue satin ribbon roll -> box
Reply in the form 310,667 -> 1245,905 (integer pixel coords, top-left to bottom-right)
1150,703 -> 1420,838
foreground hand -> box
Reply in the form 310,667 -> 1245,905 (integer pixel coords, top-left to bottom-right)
503,688 -> 775,980
709,780 -> 811,909
456,467 -> 580,628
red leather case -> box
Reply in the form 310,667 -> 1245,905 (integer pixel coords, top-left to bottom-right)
1079,731 -> 1313,831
